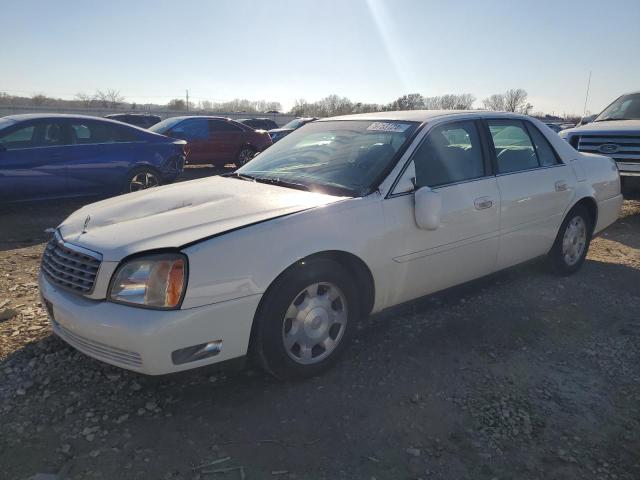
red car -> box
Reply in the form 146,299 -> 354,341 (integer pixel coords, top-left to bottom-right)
149,116 -> 271,167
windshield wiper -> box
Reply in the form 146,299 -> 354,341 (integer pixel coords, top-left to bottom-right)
251,177 -> 311,191
594,118 -> 628,122
222,172 -> 257,181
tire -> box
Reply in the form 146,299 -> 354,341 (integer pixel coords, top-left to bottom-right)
548,205 -> 593,275
236,146 -> 256,168
252,259 -> 359,380
124,166 -> 162,194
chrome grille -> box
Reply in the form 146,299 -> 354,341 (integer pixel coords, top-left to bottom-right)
41,233 -> 102,294
52,320 -> 143,368
578,135 -> 640,163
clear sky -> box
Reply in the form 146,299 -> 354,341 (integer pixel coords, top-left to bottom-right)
1,0 -> 639,115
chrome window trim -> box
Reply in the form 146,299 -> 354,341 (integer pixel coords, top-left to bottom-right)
387,174 -> 496,199
494,163 -> 567,178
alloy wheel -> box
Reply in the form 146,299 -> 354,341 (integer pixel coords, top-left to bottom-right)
129,171 -> 159,192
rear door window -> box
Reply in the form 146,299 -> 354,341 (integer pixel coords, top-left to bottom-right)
209,120 -> 243,133
70,121 -> 139,144
487,120 -> 539,174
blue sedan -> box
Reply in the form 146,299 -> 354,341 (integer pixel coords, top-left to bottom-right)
0,114 -> 186,203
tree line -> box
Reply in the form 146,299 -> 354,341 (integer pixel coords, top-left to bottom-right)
290,89 -> 533,117
1,88 -> 540,117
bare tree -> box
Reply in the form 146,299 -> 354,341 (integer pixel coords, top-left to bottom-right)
483,94 -> 505,111
95,89 -> 125,108
387,93 -> 426,111
453,93 -> 476,109
31,94 -> 50,106
503,88 -> 529,113
75,92 -> 93,108
167,98 -> 186,110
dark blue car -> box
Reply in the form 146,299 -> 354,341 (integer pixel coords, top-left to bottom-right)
0,114 -> 186,203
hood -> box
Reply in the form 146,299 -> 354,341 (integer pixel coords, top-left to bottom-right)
563,119 -> 640,135
59,176 -> 346,261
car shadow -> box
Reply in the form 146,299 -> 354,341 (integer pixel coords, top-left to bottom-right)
0,166 -> 233,252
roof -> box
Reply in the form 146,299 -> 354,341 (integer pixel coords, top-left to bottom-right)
323,110 -> 528,123
0,113 -> 163,133
3,113 -> 117,121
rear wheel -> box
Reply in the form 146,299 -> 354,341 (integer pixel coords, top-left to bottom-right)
548,205 -> 593,275
252,259 -> 358,380
236,146 -> 256,168
125,167 -> 161,193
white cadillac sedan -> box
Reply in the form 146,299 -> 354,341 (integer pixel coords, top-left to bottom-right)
39,111 -> 622,379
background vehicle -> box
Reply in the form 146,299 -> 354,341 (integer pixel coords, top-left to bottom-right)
237,118 -> 279,130
560,92 -> 640,177
105,113 -> 162,128
0,114 -> 186,202
40,111 -> 621,380
268,117 -> 317,143
544,122 -> 563,133
150,116 -> 271,167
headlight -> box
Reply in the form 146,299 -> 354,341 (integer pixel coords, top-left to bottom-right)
109,253 -> 187,309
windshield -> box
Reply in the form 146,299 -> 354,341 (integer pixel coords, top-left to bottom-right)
595,93 -> 640,122
236,120 -> 419,196
282,118 -> 307,130
148,117 -> 183,133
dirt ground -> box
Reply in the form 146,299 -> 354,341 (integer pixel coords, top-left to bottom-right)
1,171 -> 639,480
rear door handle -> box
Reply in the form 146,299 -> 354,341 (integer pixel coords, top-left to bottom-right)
474,196 -> 494,210
555,180 -> 568,192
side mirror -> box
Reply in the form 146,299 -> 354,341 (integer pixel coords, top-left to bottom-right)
414,186 -> 441,230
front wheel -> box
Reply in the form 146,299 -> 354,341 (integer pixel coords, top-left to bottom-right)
125,167 -> 162,193
252,259 -> 359,380
548,205 -> 593,275
236,146 -> 256,168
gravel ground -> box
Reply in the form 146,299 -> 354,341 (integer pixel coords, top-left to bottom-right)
1,172 -> 639,480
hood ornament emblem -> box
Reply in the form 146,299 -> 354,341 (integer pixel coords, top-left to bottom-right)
82,215 -> 91,234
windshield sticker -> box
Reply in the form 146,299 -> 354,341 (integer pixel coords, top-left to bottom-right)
366,122 -> 411,133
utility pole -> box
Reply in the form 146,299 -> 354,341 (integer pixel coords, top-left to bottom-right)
583,71 -> 591,116
186,90 -> 189,112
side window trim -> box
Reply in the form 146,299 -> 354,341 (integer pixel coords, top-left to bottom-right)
387,119 -> 491,197
484,118 -> 566,177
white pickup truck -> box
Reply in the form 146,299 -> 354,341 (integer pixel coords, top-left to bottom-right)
560,92 -> 640,178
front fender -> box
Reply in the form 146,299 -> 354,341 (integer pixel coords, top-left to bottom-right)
181,196 -> 387,310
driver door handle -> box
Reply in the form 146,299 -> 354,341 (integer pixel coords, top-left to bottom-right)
474,196 -> 494,210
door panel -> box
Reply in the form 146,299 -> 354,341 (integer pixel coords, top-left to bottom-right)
485,119 -> 576,269
64,120 -> 137,196
496,165 -> 574,268
0,121 -> 69,202
383,177 -> 500,305
208,120 -> 244,164
170,119 -> 209,164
